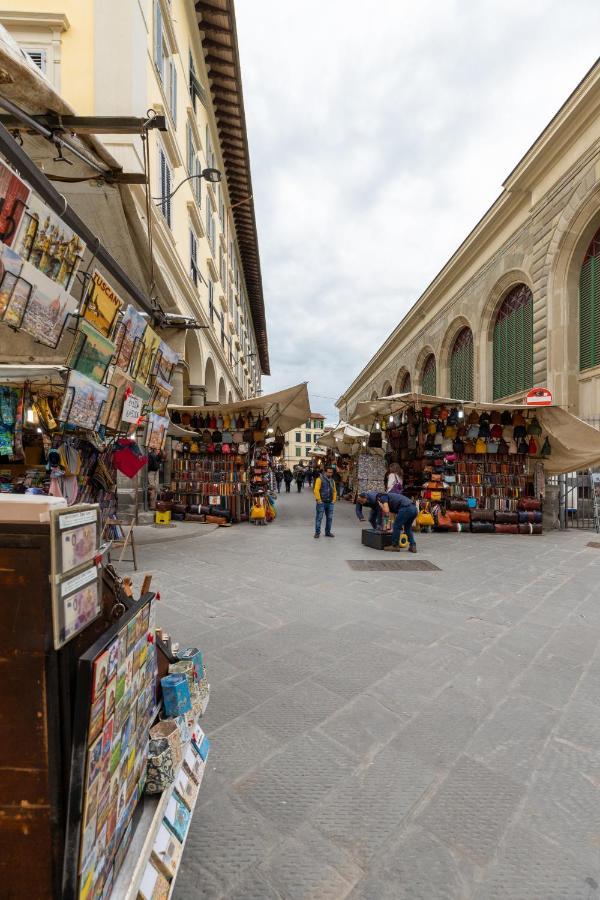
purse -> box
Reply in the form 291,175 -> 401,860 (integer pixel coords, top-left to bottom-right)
541,437 -> 551,456
470,521 -> 495,533
527,416 -> 542,436
494,523 -> 519,534
448,510 -> 470,523
518,523 -> 543,535
417,509 -> 435,528
448,499 -> 469,511
471,509 -> 495,523
435,510 -> 452,529
495,511 -> 518,524
518,511 -> 542,524
518,498 -> 541,511
475,438 -> 487,454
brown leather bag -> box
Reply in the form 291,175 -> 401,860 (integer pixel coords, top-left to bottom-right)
518,498 -> 541,511
495,523 -> 518,534
448,510 -> 470,523
471,509 -> 495,523
495,511 -> 518,524
448,499 -> 469,512
518,523 -> 543,534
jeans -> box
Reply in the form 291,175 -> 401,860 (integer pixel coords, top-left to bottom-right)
369,506 -> 379,530
296,481 -> 303,492
392,504 -> 417,547
285,483 -> 291,492
338,483 -> 345,499
355,503 -> 365,521
276,481 -> 282,493
315,501 -> 334,535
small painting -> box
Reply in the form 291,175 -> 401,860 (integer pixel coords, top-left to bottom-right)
137,325 -> 161,385
114,304 -> 147,375
156,339 -> 179,384
0,160 -> 30,246
92,649 -> 109,701
101,717 -> 114,761
106,640 -> 119,683
66,320 -> 115,383
19,260 -> 78,347
151,375 -> 173,416
87,734 -> 103,789
146,412 -> 169,452
13,192 -> 84,290
82,269 -> 123,338
103,675 -> 116,722
58,369 -> 109,431
0,241 -> 28,322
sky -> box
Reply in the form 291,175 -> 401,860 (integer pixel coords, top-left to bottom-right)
235,0 -> 600,424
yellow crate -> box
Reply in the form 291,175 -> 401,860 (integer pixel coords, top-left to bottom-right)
154,510 -> 172,526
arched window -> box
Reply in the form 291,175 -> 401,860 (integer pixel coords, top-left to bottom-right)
450,327 -> 473,400
580,226 -> 600,371
421,354 -> 436,394
493,284 -> 533,399
400,372 -> 411,393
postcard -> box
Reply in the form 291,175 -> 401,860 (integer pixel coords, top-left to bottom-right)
0,241 -> 28,321
155,340 -> 179,384
84,778 -> 99,826
146,412 -> 169,452
101,716 -> 114,760
114,304 -> 146,375
92,649 -> 109,701
87,734 -> 103,788
66,320 -> 115,383
103,676 -> 116,722
151,375 -> 173,416
18,259 -> 78,347
61,519 -> 97,572
0,160 -> 30,246
13,192 -> 84,290
89,693 -> 105,743
83,269 -> 123,338
115,669 -> 126,706
109,734 -> 122,777
79,815 -> 97,873
138,325 -> 161,385
106,640 -> 119,683
58,369 -> 109,431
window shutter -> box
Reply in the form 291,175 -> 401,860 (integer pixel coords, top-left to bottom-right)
450,328 -> 473,400
492,284 -> 533,398
580,255 -> 598,371
195,158 -> 202,206
422,354 -> 436,394
170,60 -> 177,124
154,1 -> 163,79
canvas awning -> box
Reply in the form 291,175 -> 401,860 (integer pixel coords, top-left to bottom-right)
317,421 -> 370,453
169,382 -> 310,435
350,392 -> 600,475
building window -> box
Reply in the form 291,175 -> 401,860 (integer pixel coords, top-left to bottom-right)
23,48 -> 47,72
167,58 -> 177,125
580,226 -> 600,371
206,208 -> 215,255
295,448 -> 301,457
208,280 -> 215,322
188,51 -> 206,109
189,228 -> 198,286
421,354 -> 436,395
158,146 -> 172,227
400,372 -> 411,393
305,434 -> 311,443
493,284 -> 533,399
450,326 -> 474,400
295,432 -> 301,442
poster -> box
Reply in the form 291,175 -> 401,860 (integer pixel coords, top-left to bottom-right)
151,375 -> 173,415
83,269 -> 123,338
102,369 -> 150,431
58,565 -> 102,646
67,320 -> 115,383
0,160 -> 30,246
156,339 -> 179,384
138,325 -> 161,385
0,241 -> 31,325
146,412 -> 169,452
59,369 -> 109,431
115,304 -> 147,375
13,192 -> 85,291
19,259 -> 78,348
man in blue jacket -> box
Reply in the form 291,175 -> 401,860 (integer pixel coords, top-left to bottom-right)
357,490 -> 418,553
313,465 -> 337,538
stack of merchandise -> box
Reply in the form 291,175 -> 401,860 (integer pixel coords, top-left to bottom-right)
248,447 -> 276,524
170,439 -> 247,522
356,451 -> 386,493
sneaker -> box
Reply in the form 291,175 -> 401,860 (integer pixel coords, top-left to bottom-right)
383,545 -> 400,552
408,545 -> 417,553
314,533 -> 320,539
325,533 -> 335,538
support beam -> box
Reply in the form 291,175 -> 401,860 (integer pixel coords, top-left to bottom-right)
0,114 -> 167,135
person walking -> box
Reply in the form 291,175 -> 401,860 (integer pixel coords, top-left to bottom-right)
386,462 -> 403,493
275,468 -> 283,493
283,468 -> 293,493
382,490 -> 418,553
313,464 -> 337,538
305,468 -> 313,488
295,467 -> 304,493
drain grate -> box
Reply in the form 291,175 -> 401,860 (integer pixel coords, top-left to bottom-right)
346,560 -> 441,571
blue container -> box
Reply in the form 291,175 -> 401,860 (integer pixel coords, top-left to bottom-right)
177,647 -> 205,681
161,673 -> 192,717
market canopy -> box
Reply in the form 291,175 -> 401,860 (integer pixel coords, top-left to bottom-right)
169,382 -> 310,435
317,421 -> 370,453
350,391 -> 600,475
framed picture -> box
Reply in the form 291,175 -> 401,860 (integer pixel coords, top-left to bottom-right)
13,192 -> 85,291
146,412 -> 169,452
0,241 -> 29,322
151,375 -> 173,416
66,319 -> 115,383
50,504 -> 100,578
18,259 -> 78,348
52,563 -> 102,649
155,340 -> 179,384
58,369 -> 109,431
137,325 -> 161,386
0,160 -> 30,246
114,304 -> 147,375
82,269 -> 123,338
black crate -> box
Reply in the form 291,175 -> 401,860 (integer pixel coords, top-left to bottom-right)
361,528 -> 394,550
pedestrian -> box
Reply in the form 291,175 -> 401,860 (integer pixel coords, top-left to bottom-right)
295,467 -> 304,493
333,467 -> 343,499
356,490 -> 384,530
382,490 -> 418,553
313,464 -> 337,538
275,468 -> 283,493
283,468 -> 293,493
305,468 -> 313,488
386,462 -> 403,493
337,469 -> 347,499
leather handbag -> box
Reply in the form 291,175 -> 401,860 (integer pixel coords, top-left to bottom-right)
435,511 -> 452,529
417,509 -> 435,528
368,431 -> 382,448
470,521 -> 495,533
518,511 -> 542,524
518,498 -> 541,511
497,438 -> 509,455
475,438 -> 487,454
453,439 -> 465,454
495,511 -> 518,524
541,437 -> 551,456
527,416 -> 542,436
495,523 -> 519,534
222,430 -> 233,443
517,438 -> 530,454
448,510 -> 470,523
444,475 -> 456,484
528,437 -> 538,455
465,440 -> 476,454
467,425 -> 479,439
501,410 -> 513,425
466,497 -> 477,509
471,509 -> 495,523
448,499 -> 469,511
518,523 -> 543,535
487,441 -> 499,453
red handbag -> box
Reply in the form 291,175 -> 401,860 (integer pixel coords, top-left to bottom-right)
448,510 -> 470,523
495,524 -> 519,534
112,440 -> 147,478
518,498 -> 541,511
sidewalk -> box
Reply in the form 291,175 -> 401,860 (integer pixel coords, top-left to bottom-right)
131,489 -> 600,899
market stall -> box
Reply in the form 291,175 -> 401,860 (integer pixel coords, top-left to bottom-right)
168,382 -> 310,524
350,392 -> 600,536
317,422 -> 380,498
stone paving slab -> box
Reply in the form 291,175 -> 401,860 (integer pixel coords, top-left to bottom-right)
129,490 -> 600,899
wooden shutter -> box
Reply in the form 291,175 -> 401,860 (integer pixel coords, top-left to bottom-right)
422,354 -> 436,394
450,328 -> 473,400
154,1 -> 163,79
492,284 -> 533,399
580,251 -> 600,371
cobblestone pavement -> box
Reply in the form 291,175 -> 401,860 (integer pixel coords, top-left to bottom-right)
133,489 -> 600,899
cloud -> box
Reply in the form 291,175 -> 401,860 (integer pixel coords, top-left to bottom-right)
235,0 -> 600,422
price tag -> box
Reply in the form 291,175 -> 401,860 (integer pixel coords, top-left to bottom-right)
122,393 -> 143,423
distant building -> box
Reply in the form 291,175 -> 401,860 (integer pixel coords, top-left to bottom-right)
284,413 -> 326,466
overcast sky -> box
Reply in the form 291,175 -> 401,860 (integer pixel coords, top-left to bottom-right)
235,1 -> 600,423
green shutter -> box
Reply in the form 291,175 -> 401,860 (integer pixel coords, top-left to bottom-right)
450,333 -> 473,400
493,292 -> 533,399
580,256 -> 599,370
422,357 -> 436,394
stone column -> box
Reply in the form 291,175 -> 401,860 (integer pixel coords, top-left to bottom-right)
170,362 -> 186,406
189,384 -> 207,406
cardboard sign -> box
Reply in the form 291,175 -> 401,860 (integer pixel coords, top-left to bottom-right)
525,388 -> 553,407
122,393 -> 144,424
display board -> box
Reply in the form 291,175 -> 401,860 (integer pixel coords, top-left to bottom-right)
62,595 -> 157,900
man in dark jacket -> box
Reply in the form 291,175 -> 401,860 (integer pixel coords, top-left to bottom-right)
313,465 -> 337,538
357,490 -> 418,552
356,490 -> 382,530
283,468 -> 293,492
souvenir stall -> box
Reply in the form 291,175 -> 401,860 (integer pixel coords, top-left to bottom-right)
351,392 -> 600,536
0,159 -> 180,522
0,495 -> 211,900
168,383 -> 310,525
317,422 -> 379,499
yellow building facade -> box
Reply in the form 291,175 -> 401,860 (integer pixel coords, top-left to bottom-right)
337,60 -> 600,427
284,413 -> 326,467
1,0 -> 268,403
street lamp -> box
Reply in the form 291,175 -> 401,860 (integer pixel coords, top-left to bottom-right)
152,167 -> 222,203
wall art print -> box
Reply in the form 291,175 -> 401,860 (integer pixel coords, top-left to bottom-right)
0,160 -> 30,246
19,259 -> 78,348
59,369 -> 109,431
67,319 -> 115,383
115,304 -> 147,375
13,192 -> 85,291
82,269 -> 123,338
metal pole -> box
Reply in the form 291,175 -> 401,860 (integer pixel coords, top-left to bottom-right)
0,119 -> 156,318
558,473 -> 566,529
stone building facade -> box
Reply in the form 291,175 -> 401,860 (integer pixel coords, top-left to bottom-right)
337,61 -> 600,425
